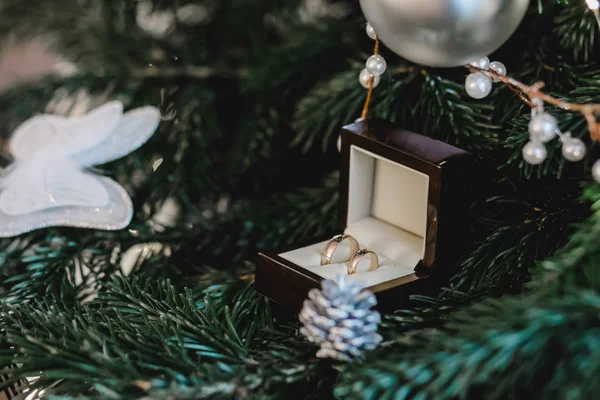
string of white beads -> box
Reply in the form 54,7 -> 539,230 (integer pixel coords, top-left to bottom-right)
358,23 -> 386,90
522,98 -> 592,178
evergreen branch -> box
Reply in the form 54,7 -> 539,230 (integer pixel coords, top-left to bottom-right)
415,73 -> 500,157
554,2 -> 599,63
175,172 -> 339,266
336,292 -> 600,400
291,65 -> 373,153
453,179 -> 586,292
534,183 -> 600,292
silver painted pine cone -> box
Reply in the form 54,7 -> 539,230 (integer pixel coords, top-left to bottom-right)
299,275 -> 382,361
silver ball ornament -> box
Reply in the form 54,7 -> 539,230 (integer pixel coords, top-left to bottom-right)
561,135 -> 587,162
359,68 -> 381,89
366,55 -> 387,77
489,61 -> 507,82
592,159 -> 600,184
470,56 -> 490,70
359,0 -> 530,67
366,23 -> 377,40
523,140 -> 547,165
465,72 -> 492,99
529,113 -> 558,143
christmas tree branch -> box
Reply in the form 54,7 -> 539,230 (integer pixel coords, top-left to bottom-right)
336,292 -> 600,400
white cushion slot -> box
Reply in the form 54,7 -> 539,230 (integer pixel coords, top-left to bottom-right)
279,145 -> 429,287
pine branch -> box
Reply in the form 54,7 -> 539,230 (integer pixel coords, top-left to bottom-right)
534,184 -> 600,292
554,3 -> 599,63
415,73 -> 500,157
336,292 -> 600,400
174,172 -> 339,267
453,178 -> 587,293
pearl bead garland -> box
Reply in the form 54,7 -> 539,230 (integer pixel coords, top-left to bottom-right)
489,61 -> 507,82
465,72 -> 492,99
366,55 -> 387,77
529,113 -> 558,143
358,21 -> 386,92
561,134 -> 587,162
470,56 -> 490,71
522,140 -> 547,165
522,98 -> 593,180
366,23 -> 377,40
592,160 -> 600,183
359,69 -> 380,89
465,56 -> 506,99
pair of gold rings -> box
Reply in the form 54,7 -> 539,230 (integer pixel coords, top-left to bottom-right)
321,234 -> 379,275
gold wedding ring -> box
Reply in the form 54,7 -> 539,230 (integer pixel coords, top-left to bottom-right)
321,234 -> 360,265
348,249 -> 379,275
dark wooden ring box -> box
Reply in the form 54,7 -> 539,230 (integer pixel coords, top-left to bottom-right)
256,119 -> 474,312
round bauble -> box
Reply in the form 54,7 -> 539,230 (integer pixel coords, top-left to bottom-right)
523,140 -> 547,165
465,72 -> 492,99
359,0 -> 530,67
529,113 -> 558,143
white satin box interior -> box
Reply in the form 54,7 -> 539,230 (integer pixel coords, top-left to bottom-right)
256,119 -> 474,311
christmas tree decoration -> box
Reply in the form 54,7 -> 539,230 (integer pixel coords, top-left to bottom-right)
593,160 -> 600,183
5,2 -> 600,399
522,140 -> 548,165
489,61 -> 507,81
0,101 -> 160,237
365,22 -> 377,40
359,0 -> 530,67
359,69 -> 380,89
529,112 -> 559,143
561,134 -> 587,162
469,56 -> 491,71
465,57 -> 506,98
299,275 -> 382,361
465,72 -> 493,99
365,55 -> 386,77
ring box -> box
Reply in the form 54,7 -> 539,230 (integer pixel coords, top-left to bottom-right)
256,119 -> 474,312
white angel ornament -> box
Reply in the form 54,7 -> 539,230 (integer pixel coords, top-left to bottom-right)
0,101 -> 161,237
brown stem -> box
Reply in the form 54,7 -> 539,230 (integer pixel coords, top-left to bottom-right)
361,37 -> 380,120
466,64 -> 600,141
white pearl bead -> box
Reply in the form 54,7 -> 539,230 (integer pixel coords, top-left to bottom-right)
469,56 -> 490,70
366,55 -> 387,77
592,159 -> 600,183
561,136 -> 586,162
489,61 -> 507,82
366,23 -> 377,40
523,140 -> 547,165
529,113 -> 558,143
465,72 -> 492,99
359,68 -> 381,89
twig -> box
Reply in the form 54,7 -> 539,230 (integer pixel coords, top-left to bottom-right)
466,64 -> 600,141
361,37 -> 380,120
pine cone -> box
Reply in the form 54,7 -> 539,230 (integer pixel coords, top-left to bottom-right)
299,275 -> 382,361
